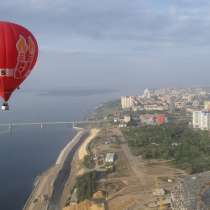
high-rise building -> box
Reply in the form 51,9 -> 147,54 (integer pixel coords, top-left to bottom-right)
192,110 -> 210,130
121,96 -> 133,109
204,101 -> 210,111
192,111 -> 202,129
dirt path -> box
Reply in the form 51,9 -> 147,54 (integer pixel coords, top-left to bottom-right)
107,129 -> 186,210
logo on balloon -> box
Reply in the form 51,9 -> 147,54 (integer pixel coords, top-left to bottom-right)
14,35 -> 36,79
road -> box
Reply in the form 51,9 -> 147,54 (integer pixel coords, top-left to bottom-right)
23,129 -> 89,210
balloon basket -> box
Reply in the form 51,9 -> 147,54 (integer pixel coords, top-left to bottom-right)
1,103 -> 9,111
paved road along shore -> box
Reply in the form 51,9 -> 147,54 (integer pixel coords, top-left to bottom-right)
23,128 -> 89,210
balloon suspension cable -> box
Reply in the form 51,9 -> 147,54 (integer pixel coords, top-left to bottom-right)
1,101 -> 9,111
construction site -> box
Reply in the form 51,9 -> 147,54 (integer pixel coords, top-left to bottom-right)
171,171 -> 210,210
61,127 -> 187,210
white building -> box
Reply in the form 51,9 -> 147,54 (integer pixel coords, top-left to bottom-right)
193,111 -> 201,129
123,115 -> 131,123
144,104 -> 168,111
121,96 -> 133,109
193,111 -> 210,130
143,88 -> 151,99
105,153 -> 115,163
204,101 -> 210,111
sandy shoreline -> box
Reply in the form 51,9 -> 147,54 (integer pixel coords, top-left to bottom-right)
78,128 -> 100,161
23,127 -> 89,210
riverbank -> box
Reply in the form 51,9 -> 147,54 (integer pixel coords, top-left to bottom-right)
59,128 -> 101,209
23,128 -> 89,210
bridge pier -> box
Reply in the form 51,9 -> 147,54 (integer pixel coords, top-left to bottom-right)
9,123 -> 12,130
9,123 -> 12,135
73,121 -> 77,128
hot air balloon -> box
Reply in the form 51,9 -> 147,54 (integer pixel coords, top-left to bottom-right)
0,21 -> 38,111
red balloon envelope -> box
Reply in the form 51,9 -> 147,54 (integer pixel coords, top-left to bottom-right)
0,21 -> 38,110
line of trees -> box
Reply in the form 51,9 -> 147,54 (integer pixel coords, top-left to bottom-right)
75,171 -> 97,202
122,124 -> 210,174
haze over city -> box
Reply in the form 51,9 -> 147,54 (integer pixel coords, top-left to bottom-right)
1,0 -> 210,91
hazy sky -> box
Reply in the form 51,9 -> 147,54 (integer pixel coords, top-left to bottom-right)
1,0 -> 210,92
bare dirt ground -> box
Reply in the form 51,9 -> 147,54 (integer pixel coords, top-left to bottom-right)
78,129 -> 100,161
93,128 -> 186,210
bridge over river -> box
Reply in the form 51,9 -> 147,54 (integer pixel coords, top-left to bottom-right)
0,120 -> 110,132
